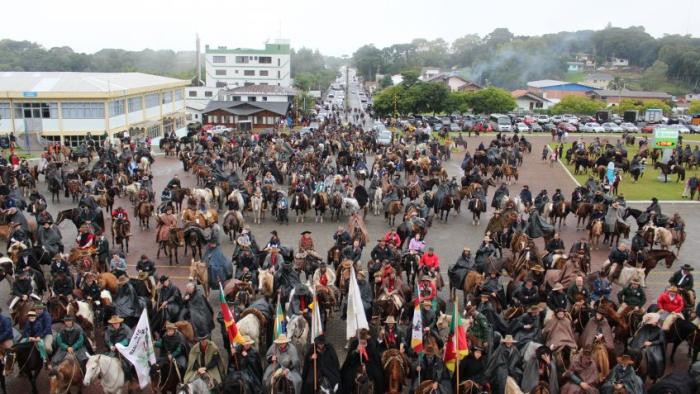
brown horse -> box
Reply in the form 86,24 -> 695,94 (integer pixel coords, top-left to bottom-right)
48,356 -> 83,394
575,203 -> 593,230
382,348 -> 411,394
184,230 -> 202,260
112,218 -> 131,253
189,259 -> 209,298
97,272 -> 117,294
222,211 -> 243,243
592,338 -> 611,382
641,249 -> 676,277
137,201 -> 154,229
589,219 -> 603,250
386,201 -> 403,226
548,201 -> 570,228
158,227 -> 184,265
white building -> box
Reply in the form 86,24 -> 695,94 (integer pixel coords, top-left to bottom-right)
204,39 -> 291,89
0,72 -> 187,148
219,85 -> 296,103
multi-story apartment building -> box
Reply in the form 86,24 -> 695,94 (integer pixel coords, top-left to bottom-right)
204,39 -> 291,89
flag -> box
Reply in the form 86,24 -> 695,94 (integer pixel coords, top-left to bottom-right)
274,292 -> 286,340
410,280 -> 423,354
219,282 -> 245,345
116,309 -> 156,389
444,300 -> 469,372
310,289 -> 323,343
346,267 -> 369,340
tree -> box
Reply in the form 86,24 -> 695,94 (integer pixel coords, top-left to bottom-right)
607,76 -> 626,91
551,95 -> 605,115
444,91 -> 472,114
689,101 -> 700,114
352,44 -> 384,81
640,61 -> 669,91
378,74 -> 393,89
468,87 -> 516,114
400,69 -> 420,87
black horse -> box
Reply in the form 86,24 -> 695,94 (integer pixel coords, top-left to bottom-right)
4,342 -> 43,394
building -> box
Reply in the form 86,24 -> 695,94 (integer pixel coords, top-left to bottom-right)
567,61 -> 585,72
202,101 -> 288,131
427,73 -> 482,92
685,93 -> 700,102
582,73 -> 614,89
419,67 -> 441,81
608,57 -> 629,68
204,39 -> 291,89
586,89 -> 672,106
526,80 -> 596,102
0,72 -> 187,148
574,53 -> 596,69
511,90 -> 552,111
219,85 -> 296,103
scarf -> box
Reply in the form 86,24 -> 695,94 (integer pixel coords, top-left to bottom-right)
358,345 -> 368,362
386,328 -> 396,346
320,273 -> 328,286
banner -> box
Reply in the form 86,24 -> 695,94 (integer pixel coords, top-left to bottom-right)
653,128 -> 679,149
346,267 -> 369,339
410,281 -> 423,353
116,309 -> 156,389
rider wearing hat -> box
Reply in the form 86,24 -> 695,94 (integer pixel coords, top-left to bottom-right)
21,310 -> 49,367
617,278 -> 646,315
154,322 -> 188,372
377,316 -> 406,352
79,272 -> 101,302
75,222 -> 95,250
36,218 -> 63,257
484,335 -> 523,394
184,335 -> 226,387
301,335 -> 340,394
513,275 -> 540,308
419,275 -> 437,303
263,334 -> 303,394
50,315 -> 88,371
9,269 -> 41,311
229,335 -> 263,392
156,275 -> 183,322
669,264 -> 695,305
52,271 -> 74,299
104,315 -> 133,377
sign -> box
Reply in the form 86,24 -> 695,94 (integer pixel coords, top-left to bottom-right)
116,309 -> 156,388
653,128 -> 679,149
22,92 -> 37,97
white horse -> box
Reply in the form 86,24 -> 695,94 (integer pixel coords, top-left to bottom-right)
372,188 -> 383,216
228,189 -> 246,212
236,313 -> 263,352
176,378 -> 211,394
138,156 -> 150,172
257,268 -> 274,298
251,192 -> 263,224
83,355 -> 126,394
192,188 -> 213,205
286,314 -> 309,356
342,197 -> 360,216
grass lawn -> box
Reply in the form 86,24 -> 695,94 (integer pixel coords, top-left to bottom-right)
550,142 -> 695,201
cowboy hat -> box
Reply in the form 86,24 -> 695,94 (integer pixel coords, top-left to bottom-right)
27,311 -> 37,317
502,335 -> 517,343
552,283 -> 564,291
528,305 -> 540,313
682,264 -> 694,271
616,354 -> 635,365
274,335 -> 291,344
165,322 -> 179,331
668,286 -> 679,293
301,231 -> 312,235
384,316 -> 397,324
241,335 -> 255,345
642,312 -> 661,326
108,315 -> 124,324
531,265 -> 545,272
34,303 -> 46,310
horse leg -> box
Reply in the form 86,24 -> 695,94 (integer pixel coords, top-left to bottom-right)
671,341 -> 679,362
30,371 -> 38,394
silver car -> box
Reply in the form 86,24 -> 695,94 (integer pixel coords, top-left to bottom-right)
620,122 -> 639,133
602,122 -> 623,133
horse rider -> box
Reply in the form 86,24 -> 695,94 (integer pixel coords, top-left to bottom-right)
9,270 -> 41,312
156,275 -> 183,323
183,335 -> 226,388
21,310 -> 49,368
288,283 -> 313,318
448,247 -> 474,291
418,247 -> 440,278
52,271 -> 74,299
534,189 -> 549,214
112,204 -> 130,226
617,278 -> 646,315
668,212 -> 685,241
75,222 -> 95,250
551,188 -> 565,207
37,218 -> 63,257
383,229 -> 401,249
669,264 -> 695,307
301,335 -> 340,394
79,272 -> 101,303
166,174 -> 181,189
263,334 -> 303,394
591,271 -> 612,304
378,266 -> 403,311
513,275 -> 540,308
605,243 -> 630,278
154,322 -> 188,373
657,286 -> 685,330
382,183 -> 399,216
542,232 -> 565,269
94,229 -> 109,271
519,185 -> 532,209
342,240 -> 363,263
159,186 -> 173,213
376,315 -> 407,352
298,230 -> 322,260
49,315 -> 88,372
333,226 -> 352,248
104,315 -> 134,380
136,254 -> 156,288
418,275 -> 437,304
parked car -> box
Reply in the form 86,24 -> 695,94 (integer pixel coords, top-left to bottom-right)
209,125 -> 232,135
449,123 -> 461,132
543,123 -> 557,132
433,122 -> 444,131
530,123 -> 543,132
667,124 -> 690,134
563,115 -> 579,125
602,122 -> 623,133
551,115 -> 564,124
515,122 -> 530,133
620,122 -> 639,133
537,115 -> 550,124
580,122 -> 605,133
690,124 -> 700,134
376,130 -> 393,146
641,123 -> 660,133
557,122 -> 577,133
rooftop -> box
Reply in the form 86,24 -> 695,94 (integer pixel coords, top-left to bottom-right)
526,79 -> 569,88
590,89 -> 672,99
203,101 -> 289,116
585,73 -> 614,81
205,40 -> 291,55
0,72 -> 187,96
223,85 -> 297,96
512,89 -> 550,102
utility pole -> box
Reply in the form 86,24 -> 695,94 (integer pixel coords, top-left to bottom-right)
345,67 -> 350,114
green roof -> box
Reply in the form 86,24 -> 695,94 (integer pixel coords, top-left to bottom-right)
205,43 -> 290,55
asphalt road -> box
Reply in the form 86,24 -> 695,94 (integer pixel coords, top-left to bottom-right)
2,132 -> 698,392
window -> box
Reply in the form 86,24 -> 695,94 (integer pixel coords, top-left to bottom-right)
277,71 -> 281,79
41,135 -> 61,144
259,70 -> 269,77
259,56 -> 272,64
277,58 -> 280,66
215,82 -> 226,88
215,69 -> 227,76
234,70 -> 239,74
249,96 -> 257,102
128,97 -> 142,112
232,96 -> 241,102
235,56 -> 249,64
109,100 -> 125,117
61,102 -> 104,119
145,93 -> 160,108
244,70 -> 255,76
238,115 -> 248,121
162,91 -> 173,104
244,82 -> 254,86
262,96 -> 268,102
13,102 -> 58,119
174,89 -> 183,101
213,55 -> 226,63
205,91 -> 213,97
188,91 -> 197,97
63,134 -> 104,147
147,124 -> 161,139
0,102 -> 10,119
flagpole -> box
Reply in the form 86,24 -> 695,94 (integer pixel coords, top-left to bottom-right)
313,293 -> 318,391
454,296 -> 459,394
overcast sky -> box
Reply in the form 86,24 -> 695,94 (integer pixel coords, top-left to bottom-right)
1,0 -> 697,56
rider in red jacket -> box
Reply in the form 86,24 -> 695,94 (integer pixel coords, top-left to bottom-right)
383,230 -> 400,248
418,275 -> 437,302
657,286 -> 684,313
111,207 -> 129,221
419,247 -> 440,270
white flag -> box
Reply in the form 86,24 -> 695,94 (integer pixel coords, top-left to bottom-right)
310,291 -> 323,343
346,267 -> 369,340
116,309 -> 156,389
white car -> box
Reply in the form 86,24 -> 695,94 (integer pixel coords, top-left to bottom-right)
620,122 -> 639,133
376,130 -> 393,146
537,115 -> 550,124
581,122 -> 604,133
602,122 -> 623,133
515,122 -> 530,133
668,124 -> 690,134
564,115 -> 579,125
209,125 -> 232,135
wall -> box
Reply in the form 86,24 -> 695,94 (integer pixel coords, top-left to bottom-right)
0,119 -> 12,132
62,119 -> 106,131
110,114 -> 126,129
145,106 -> 161,119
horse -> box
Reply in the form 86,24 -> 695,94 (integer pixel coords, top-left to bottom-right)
311,192 -> 328,223
49,356 -> 83,394
84,354 -> 137,394
575,203 -> 593,230
329,193 -> 343,222
150,357 -> 181,394
386,201 -> 403,227
589,219 -> 603,250
468,197 -> 485,226
189,259 -> 209,298
67,179 -> 82,203
654,226 -> 685,255
138,201 -> 154,229
381,348 -> 410,394
548,201 -> 569,228
666,317 -> 700,362
290,192 -> 309,223
236,308 -> 267,353
257,269 -> 274,299
4,342 -> 43,394
287,314 -> 309,356
222,211 -> 243,243
48,177 -> 62,203
184,231 -> 203,260
604,221 -> 630,248
271,369 -> 295,394
654,161 -> 685,182
158,227 -> 185,266
112,218 -> 131,254
251,192 -> 263,224
372,188 -> 383,216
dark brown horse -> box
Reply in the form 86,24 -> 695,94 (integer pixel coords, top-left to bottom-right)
654,161 -> 685,182
4,342 -> 43,394
222,211 -> 242,243
157,227 -> 184,265
112,218 -> 131,253
641,249 -> 677,277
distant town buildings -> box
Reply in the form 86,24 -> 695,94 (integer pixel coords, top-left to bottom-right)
204,39 -> 292,89
511,89 -> 553,111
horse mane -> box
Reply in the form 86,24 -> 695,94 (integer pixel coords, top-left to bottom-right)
240,307 -> 267,328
